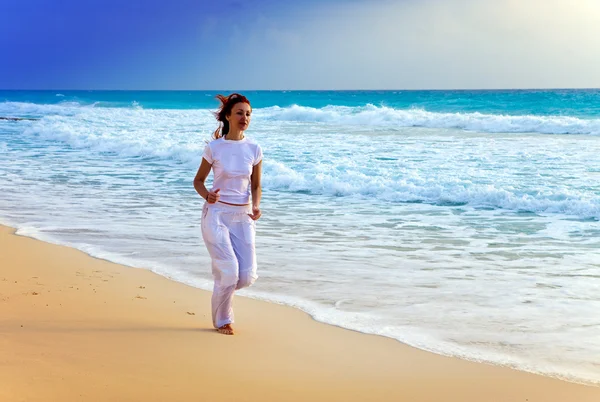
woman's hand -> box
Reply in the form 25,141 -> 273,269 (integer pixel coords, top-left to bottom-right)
248,205 -> 262,221
206,188 -> 220,204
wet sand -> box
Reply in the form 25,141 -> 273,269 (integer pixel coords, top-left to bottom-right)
1,225 -> 598,402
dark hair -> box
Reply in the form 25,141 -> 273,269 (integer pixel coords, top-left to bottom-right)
213,93 -> 251,139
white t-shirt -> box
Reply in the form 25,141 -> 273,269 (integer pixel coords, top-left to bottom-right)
202,136 -> 263,205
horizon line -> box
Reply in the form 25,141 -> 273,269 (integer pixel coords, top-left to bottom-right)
1,87 -> 599,92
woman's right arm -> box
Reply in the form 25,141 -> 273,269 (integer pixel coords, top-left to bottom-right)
193,158 -> 220,203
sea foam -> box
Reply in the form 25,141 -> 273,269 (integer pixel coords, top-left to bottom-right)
3,93 -> 600,386
3,101 -> 600,135
256,104 -> 600,135
7,103 -> 599,220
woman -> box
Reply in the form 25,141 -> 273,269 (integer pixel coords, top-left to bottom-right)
193,93 -> 263,335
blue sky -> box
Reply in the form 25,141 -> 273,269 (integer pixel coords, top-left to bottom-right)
2,0 -> 599,90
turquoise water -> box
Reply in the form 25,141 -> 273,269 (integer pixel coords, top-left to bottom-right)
3,89 -> 600,116
1,90 -> 599,385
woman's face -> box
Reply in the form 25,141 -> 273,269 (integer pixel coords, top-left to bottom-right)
227,102 -> 252,131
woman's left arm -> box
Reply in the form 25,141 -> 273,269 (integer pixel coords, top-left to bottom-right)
249,161 -> 262,220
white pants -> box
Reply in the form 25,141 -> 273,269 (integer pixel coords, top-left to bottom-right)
201,202 -> 258,328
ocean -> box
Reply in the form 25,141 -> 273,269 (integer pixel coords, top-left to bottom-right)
1,89 -> 599,385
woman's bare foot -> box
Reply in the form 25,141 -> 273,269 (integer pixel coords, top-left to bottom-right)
217,324 -> 234,335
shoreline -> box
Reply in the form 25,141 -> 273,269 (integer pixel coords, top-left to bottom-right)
4,221 -> 598,388
1,223 -> 599,401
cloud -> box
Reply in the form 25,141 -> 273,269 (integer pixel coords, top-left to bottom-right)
214,0 -> 600,89
2,0 -> 599,89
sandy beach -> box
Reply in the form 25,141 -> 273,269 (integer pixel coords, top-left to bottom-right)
0,224 -> 598,402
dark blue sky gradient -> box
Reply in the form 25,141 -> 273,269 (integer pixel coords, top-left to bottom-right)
1,0 -> 281,89
3,1 -> 598,90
